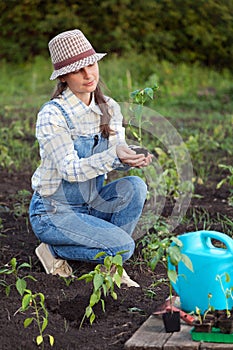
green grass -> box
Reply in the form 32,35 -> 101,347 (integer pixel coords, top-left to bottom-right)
0,53 -> 232,178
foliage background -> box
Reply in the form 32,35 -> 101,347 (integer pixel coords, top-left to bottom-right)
1,0 -> 233,70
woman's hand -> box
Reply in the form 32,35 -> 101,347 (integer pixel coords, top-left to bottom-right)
116,145 -> 153,168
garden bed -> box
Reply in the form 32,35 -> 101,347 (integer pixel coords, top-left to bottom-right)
0,168 -> 232,350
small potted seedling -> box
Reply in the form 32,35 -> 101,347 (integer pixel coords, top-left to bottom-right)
149,235 -> 193,332
216,272 -> 233,333
193,293 -> 215,333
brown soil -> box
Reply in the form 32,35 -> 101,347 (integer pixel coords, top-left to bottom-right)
0,169 -> 232,350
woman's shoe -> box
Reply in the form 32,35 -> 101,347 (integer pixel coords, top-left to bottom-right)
35,243 -> 73,278
121,269 -> 140,288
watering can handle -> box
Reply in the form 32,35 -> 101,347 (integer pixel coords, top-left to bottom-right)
200,230 -> 233,254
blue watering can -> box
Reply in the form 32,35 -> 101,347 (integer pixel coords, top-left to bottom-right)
169,230 -> 233,313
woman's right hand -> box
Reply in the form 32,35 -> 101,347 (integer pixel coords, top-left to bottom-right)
116,144 -> 152,168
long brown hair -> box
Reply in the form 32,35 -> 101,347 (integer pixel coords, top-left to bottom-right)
51,80 -> 114,139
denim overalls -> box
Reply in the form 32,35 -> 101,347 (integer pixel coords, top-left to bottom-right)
29,101 -> 147,263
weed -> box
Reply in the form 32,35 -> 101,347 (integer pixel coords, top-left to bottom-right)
217,164 -> 233,206
12,189 -> 31,217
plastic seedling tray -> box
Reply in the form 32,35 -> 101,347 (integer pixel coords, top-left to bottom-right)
191,327 -> 233,343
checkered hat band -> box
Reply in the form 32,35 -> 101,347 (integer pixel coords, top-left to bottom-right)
53,48 -> 96,70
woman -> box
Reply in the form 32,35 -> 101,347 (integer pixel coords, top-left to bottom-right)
29,29 -> 152,286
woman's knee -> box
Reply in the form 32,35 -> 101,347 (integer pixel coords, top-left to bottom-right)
126,176 -> 147,201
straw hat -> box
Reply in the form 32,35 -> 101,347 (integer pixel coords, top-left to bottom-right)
48,29 -> 106,80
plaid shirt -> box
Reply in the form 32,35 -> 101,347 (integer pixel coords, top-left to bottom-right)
32,88 -> 127,196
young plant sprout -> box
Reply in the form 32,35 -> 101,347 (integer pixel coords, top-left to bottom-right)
216,272 -> 233,318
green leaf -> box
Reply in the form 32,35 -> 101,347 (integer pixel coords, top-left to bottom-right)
112,254 -> 122,266
103,276 -> 110,290
85,305 -> 93,318
94,251 -> 106,260
78,273 -> 93,282
171,236 -> 183,247
6,285 -> 11,297
216,178 -> 225,189
104,255 -> 112,270
144,87 -> 154,99
36,335 -> 43,346
168,245 -> 182,266
102,283 -> 108,297
168,269 -> 178,284
0,267 -> 10,274
90,312 -> 95,325
130,89 -> 140,99
116,265 -> 123,277
16,278 -> 27,296
38,292 -> 45,304
181,254 -> 193,272
111,291 -> 117,300
25,275 -> 37,281
101,298 -> 105,312
90,292 -> 99,307
49,335 -> 55,346
149,256 -> 159,271
24,317 -> 33,328
18,262 -> 31,269
22,293 -> 32,310
10,257 -> 17,270
113,273 -> 121,288
41,317 -> 48,332
93,273 -> 104,291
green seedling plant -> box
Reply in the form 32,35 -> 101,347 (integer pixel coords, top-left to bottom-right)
147,235 -> 193,307
0,257 -> 36,296
195,293 -> 215,324
78,251 -> 125,327
61,275 -> 75,287
129,84 -> 194,209
21,289 -> 54,348
217,164 -> 233,206
216,272 -> 233,318
130,84 -> 158,146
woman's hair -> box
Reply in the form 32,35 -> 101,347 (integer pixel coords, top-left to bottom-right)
51,80 -> 114,139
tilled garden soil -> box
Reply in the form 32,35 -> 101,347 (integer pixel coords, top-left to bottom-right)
0,169 -> 232,350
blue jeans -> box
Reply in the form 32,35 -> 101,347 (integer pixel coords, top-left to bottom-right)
29,176 -> 147,263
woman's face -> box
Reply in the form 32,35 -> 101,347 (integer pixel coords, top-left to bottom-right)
60,62 -> 99,104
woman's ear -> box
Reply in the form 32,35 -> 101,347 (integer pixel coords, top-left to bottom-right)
59,77 -> 66,83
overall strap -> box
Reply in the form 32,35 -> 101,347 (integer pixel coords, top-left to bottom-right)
44,100 -> 75,130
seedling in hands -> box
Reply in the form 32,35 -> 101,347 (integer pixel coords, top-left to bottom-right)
130,84 -> 158,146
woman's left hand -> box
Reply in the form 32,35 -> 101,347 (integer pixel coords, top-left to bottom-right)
136,153 -> 153,168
